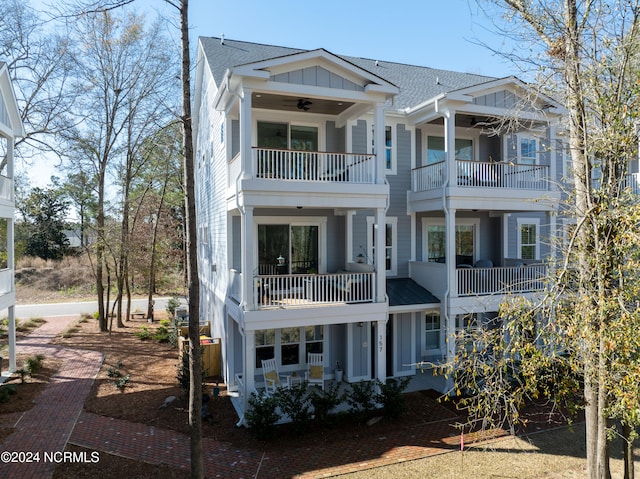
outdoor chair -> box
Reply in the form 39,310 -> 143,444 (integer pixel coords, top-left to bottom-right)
261,358 -> 289,395
305,352 -> 326,390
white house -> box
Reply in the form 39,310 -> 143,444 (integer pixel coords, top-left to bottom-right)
192,37 -> 566,419
0,62 -> 24,378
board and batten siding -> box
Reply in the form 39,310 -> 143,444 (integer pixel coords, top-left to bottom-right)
271,66 -> 365,92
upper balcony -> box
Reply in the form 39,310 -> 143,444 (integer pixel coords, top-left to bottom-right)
227,147 -> 389,210
409,159 -> 558,212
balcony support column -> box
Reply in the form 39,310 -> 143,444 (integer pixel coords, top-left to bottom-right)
241,206 -> 255,311
239,87 -> 253,179
375,208 -> 386,303
242,328 -> 255,419
374,102 -> 386,185
375,318 -> 387,383
443,108 -> 457,186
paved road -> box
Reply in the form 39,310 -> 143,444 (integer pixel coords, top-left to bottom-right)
7,296 -> 186,319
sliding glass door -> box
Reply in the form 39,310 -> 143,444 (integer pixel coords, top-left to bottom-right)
258,224 -> 319,275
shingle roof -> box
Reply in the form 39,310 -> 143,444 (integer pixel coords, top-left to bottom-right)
386,278 -> 440,307
199,37 -> 498,110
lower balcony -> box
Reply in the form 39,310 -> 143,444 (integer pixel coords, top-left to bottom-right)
228,270 -> 375,310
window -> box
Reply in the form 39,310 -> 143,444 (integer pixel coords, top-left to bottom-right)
258,223 -> 319,275
427,136 -> 473,164
517,218 -> 540,260
281,327 -> 300,366
370,124 -> 396,173
367,217 -> 397,275
255,329 -> 275,369
509,134 -> 539,165
305,325 -> 324,356
422,312 -> 441,354
423,219 -> 479,265
257,122 -> 318,151
256,326 -> 324,369
558,139 -> 573,182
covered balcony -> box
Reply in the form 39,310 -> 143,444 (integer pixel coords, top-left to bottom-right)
229,270 -> 375,311
412,160 -> 551,193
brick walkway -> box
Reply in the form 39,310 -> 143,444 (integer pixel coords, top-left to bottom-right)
0,314 -> 489,479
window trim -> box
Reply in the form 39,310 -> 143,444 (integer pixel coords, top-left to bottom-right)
254,216 -> 328,274
421,311 -> 442,356
507,133 -> 539,165
421,218 -> 480,264
367,216 -> 397,276
516,218 -> 540,260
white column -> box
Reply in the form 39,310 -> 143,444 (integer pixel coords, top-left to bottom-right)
446,207 -> 457,297
243,329 -> 255,414
376,319 -> 386,383
444,303 -> 455,393
549,124 -> 557,191
444,109 -> 456,186
375,208 -> 386,302
374,103 -> 386,185
241,206 -> 254,310
240,87 -> 253,179
346,210 -> 355,264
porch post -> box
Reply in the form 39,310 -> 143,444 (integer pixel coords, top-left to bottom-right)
374,102 -> 386,185
375,319 -> 386,383
240,87 -> 253,179
243,329 -> 255,413
241,206 -> 254,311
443,109 -> 456,186
7,137 -> 14,372
446,207 -> 457,297
549,123 -> 557,191
375,208 -> 386,303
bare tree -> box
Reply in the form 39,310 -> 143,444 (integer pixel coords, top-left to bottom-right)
446,2 -> 640,478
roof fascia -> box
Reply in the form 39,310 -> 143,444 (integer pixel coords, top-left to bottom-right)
232,48 -> 398,96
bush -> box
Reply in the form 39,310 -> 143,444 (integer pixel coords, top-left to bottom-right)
375,376 -> 412,418
153,320 -> 171,343
245,391 -> 280,440
346,380 -> 377,419
275,383 -> 312,434
135,325 -> 152,340
309,381 -> 345,424
24,354 -> 45,377
0,384 -> 16,403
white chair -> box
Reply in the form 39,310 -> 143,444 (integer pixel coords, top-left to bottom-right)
305,353 -> 326,390
261,358 -> 289,395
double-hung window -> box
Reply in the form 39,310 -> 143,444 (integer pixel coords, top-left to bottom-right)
517,218 -> 540,260
508,134 -> 539,165
370,124 -> 396,173
422,312 -> 441,355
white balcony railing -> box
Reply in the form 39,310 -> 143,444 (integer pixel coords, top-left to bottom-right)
253,148 -> 376,184
254,272 -> 375,309
412,160 -> 550,192
0,175 -> 13,202
0,268 -> 13,294
457,264 -> 546,296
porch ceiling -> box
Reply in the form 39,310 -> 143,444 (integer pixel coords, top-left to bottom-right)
252,92 -> 354,115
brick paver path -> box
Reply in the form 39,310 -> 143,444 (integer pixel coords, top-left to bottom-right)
0,316 -> 104,478
1,314 -> 498,479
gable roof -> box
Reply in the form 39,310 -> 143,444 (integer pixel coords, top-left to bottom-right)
199,37 -> 498,110
0,62 -> 25,138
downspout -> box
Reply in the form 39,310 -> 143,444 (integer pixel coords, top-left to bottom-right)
224,73 -> 249,425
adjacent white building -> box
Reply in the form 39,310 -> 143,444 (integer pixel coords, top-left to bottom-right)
193,37 -> 566,419
0,62 -> 24,377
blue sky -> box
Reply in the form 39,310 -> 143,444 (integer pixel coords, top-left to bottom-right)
185,0 -> 519,78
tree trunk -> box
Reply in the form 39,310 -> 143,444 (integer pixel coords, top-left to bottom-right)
623,423 -> 635,479
179,1 -> 203,477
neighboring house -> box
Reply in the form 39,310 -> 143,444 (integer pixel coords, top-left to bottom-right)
193,37 -> 566,419
0,62 -> 24,378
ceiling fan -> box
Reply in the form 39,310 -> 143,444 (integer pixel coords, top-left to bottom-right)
297,99 -> 312,111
